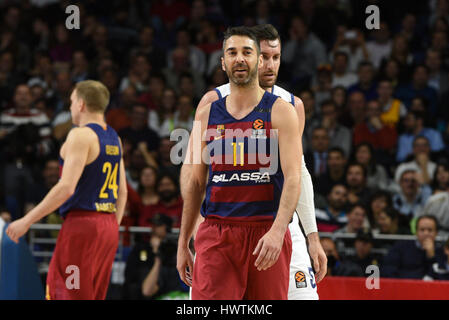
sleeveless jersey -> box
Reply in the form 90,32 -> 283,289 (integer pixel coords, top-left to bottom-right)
59,123 -> 121,217
200,91 -> 284,221
215,83 -> 295,106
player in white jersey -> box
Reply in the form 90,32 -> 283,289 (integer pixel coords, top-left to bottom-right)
182,24 -> 327,300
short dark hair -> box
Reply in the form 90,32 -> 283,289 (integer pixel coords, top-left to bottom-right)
346,162 -> 367,179
223,26 -> 260,54
250,24 -> 280,42
328,146 -> 346,158
416,215 -> 439,231
348,202 -> 367,215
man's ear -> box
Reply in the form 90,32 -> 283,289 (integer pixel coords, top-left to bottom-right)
221,56 -> 225,72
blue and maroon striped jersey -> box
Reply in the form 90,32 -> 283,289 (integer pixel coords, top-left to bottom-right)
59,123 -> 121,218
200,91 -> 284,221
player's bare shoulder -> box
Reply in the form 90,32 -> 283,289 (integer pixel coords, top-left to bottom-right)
60,126 -> 98,159
271,97 -> 299,129
198,90 -> 220,108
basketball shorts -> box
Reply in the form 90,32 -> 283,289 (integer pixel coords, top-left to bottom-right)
46,210 -> 119,300
191,217 -> 292,300
288,212 -> 319,300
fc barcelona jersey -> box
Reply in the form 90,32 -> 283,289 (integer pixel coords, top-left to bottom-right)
200,91 -> 284,221
59,123 -> 121,218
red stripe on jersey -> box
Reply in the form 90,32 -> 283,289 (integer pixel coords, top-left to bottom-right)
211,153 -> 273,171
210,184 -> 274,203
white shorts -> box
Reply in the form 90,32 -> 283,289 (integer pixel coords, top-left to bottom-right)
288,212 -> 319,300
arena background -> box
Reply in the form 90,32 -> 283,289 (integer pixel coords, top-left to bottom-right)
1,0 -> 449,300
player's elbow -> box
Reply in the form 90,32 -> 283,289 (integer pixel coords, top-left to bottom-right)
57,182 -> 76,199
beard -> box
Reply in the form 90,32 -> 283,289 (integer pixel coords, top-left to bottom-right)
259,70 -> 278,89
224,61 -> 258,87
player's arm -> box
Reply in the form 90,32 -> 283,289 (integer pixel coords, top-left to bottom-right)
180,89 -> 219,239
177,102 -> 211,286
293,96 -> 327,282
115,138 -> 128,225
253,98 -> 301,271
6,128 -> 93,243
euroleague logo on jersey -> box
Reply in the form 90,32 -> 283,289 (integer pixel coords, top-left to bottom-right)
251,119 -> 267,139
295,271 -> 307,288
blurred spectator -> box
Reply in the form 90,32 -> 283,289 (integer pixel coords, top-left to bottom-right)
368,190 -> 393,228
345,162 -> 373,207
168,28 -> 206,76
24,158 -> 62,237
0,84 -> 51,140
352,143 -> 390,191
315,183 -> 348,232
334,203 -> 368,234
377,78 -> 407,128
347,61 -> 378,101
353,99 -> 398,158
137,166 -> 160,227
395,136 -> 437,186
392,169 -> 432,219
304,126 -> 330,179
430,161 -> 449,192
366,21 -> 392,69
375,207 -> 411,236
394,64 -> 438,117
330,51 -> 358,88
122,214 -> 187,299
119,53 -> 151,94
382,215 -> 444,279
105,86 -> 137,133
162,47 -> 205,101
118,104 -> 160,154
419,180 -> 449,236
320,237 -> 364,277
425,48 -> 449,97
399,13 -> 424,55
71,50 -> 92,83
149,88 -> 177,136
331,27 -> 369,74
388,34 -> 413,77
396,110 -> 445,162
428,237 -> 449,281
430,30 -> 449,70
282,15 -> 327,90
315,147 -> 347,200
346,229 -> 381,274
129,25 -> 166,73
310,64 -> 332,113
330,85 -> 347,116
379,58 -> 402,89
339,91 -> 365,129
51,70 -> 74,115
313,99 -> 352,158
139,173 -> 183,228
156,136 -> 181,180
49,23 -> 74,64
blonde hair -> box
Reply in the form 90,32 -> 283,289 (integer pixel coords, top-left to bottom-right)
74,80 -> 110,113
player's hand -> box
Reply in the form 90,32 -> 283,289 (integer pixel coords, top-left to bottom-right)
176,243 -> 194,287
253,228 -> 284,271
6,218 -> 31,244
307,233 -> 327,283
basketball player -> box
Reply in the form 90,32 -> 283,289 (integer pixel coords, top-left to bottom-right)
177,26 -> 302,299
184,24 -> 327,300
6,80 -> 127,300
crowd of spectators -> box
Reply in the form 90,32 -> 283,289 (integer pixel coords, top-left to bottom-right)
1,0 -> 449,293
